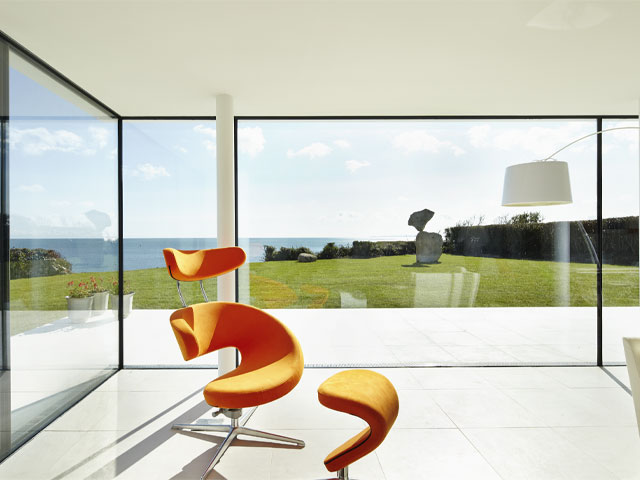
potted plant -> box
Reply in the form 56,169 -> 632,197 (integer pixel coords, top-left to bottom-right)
89,276 -> 109,314
108,278 -> 134,318
66,280 -> 94,323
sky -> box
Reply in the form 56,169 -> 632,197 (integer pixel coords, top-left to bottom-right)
7,56 -> 640,240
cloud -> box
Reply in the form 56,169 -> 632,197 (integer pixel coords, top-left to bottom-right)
89,127 -> 109,148
287,142 -> 332,159
194,125 -> 265,157
194,124 -> 216,138
194,124 -> 217,152
333,139 -> 351,149
10,127 -> 84,155
608,121 -> 639,153
174,146 -> 188,154
345,159 -> 371,172
467,122 -> 592,158
451,145 -> 466,156
238,127 -> 265,156
468,125 -> 492,148
18,184 -> 45,193
132,163 -> 170,180
10,126 -> 111,156
335,211 -> 362,222
393,130 -> 465,156
397,196 -> 409,202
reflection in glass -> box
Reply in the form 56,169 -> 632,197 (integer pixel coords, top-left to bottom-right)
602,119 -> 640,366
2,48 -> 118,461
122,120 -> 217,367
238,119 -> 598,366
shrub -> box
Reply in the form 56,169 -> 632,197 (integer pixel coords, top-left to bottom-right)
352,241 -> 415,258
352,241 -> 384,258
9,248 -> 72,279
263,245 -> 276,261
318,242 -> 353,259
509,211 -> 544,225
263,245 -> 313,261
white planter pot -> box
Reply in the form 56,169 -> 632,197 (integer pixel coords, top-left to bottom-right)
66,295 -> 94,323
92,291 -> 109,313
110,293 -> 134,319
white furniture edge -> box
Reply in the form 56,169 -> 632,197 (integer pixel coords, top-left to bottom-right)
623,337 -> 640,435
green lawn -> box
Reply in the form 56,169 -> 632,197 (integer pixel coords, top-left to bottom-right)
9,254 -> 639,312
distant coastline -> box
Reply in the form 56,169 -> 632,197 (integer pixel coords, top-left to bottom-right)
10,237 -> 409,273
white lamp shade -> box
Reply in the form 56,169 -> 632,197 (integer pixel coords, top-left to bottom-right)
502,160 -> 573,206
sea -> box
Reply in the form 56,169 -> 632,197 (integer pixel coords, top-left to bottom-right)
9,237 -> 409,273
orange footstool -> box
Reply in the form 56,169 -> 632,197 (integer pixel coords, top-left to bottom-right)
318,370 -> 399,480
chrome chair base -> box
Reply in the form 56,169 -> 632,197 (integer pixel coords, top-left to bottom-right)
172,407 -> 305,480
338,465 -> 349,480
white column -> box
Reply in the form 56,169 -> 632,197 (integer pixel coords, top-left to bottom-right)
216,94 -> 236,376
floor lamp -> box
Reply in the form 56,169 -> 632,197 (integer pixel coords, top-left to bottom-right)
501,125 -> 640,367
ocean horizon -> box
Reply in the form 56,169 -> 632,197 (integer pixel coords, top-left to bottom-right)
10,236 -> 410,273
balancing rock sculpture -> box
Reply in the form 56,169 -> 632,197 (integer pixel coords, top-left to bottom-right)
408,208 -> 443,264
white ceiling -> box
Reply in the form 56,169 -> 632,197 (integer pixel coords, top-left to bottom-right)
1,0 -> 639,116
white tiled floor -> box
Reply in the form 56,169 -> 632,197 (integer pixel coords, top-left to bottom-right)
123,307 -> 640,366
0,366 -> 639,480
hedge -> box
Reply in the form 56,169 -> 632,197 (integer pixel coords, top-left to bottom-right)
9,248 -> 72,279
263,240 -> 416,261
443,216 -> 638,266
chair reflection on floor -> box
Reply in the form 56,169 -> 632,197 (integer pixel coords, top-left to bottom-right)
412,267 -> 480,307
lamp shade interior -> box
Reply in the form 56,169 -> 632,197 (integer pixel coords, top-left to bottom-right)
502,160 -> 573,207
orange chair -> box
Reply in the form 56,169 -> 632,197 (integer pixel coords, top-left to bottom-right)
318,370 -> 399,480
163,247 -> 246,306
170,303 -> 305,478
164,247 -> 305,479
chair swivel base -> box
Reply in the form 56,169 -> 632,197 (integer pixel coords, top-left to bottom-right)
172,408 -> 305,480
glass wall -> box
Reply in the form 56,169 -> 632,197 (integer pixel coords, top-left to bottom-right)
122,120 -> 217,367
602,119 -> 640,366
1,45 -> 118,462
237,119 -> 599,366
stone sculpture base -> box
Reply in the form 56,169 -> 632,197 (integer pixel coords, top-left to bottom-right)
416,231 -> 443,264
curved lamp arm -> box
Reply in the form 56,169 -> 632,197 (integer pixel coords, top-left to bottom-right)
542,126 -> 640,161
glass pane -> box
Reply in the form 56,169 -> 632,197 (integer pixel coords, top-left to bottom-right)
122,120 -> 216,367
2,48 -> 118,462
602,119 -> 640,368
237,119 -> 597,366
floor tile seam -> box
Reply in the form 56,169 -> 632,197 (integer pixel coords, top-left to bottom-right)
495,387 -> 559,428
419,393 -> 463,433
532,368 -> 615,390
390,426 -> 458,430
491,385 -> 581,393
549,423 -> 634,478
455,426 -> 508,480
501,383 -> 635,412
491,344 -> 549,363
371,450 -> 388,480
541,425 -> 630,480
94,389 -> 205,393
